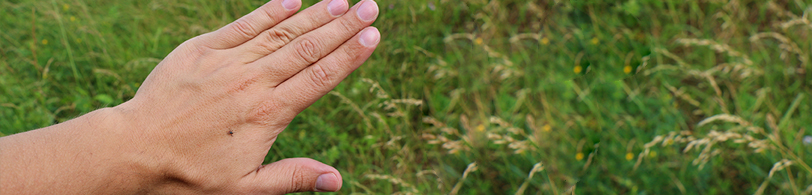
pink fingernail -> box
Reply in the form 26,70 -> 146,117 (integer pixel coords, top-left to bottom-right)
356,0 -> 379,22
327,0 -> 348,17
359,28 -> 380,47
315,173 -> 340,192
282,0 -> 300,11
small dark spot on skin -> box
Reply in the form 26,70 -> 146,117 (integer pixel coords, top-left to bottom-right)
228,131 -> 234,136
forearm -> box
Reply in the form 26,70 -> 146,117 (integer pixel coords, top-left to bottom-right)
0,108 -> 156,194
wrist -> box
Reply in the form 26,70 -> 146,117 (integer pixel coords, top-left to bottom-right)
0,107 -> 164,194
92,106 -> 170,193
69,107 -> 165,193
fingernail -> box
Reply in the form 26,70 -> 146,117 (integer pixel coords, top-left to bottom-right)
282,0 -> 300,11
356,0 -> 379,22
327,0 -> 348,17
315,173 -> 340,192
359,28 -> 380,47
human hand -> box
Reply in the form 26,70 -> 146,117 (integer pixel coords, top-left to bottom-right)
111,0 -> 379,193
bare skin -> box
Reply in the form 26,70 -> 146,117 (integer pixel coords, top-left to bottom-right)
0,0 -> 379,194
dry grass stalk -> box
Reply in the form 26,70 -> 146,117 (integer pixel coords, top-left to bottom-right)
329,91 -> 374,129
487,116 -> 537,154
449,163 -> 479,195
444,33 -> 521,80
639,112 -> 781,172
780,16 -> 811,29
524,1 -> 544,19
509,33 -> 541,44
422,117 -> 470,154
697,114 -> 750,127
676,38 -> 753,65
663,83 -> 702,107
349,181 -> 373,194
709,62 -> 762,79
749,32 -> 808,66
380,98 -> 423,117
365,174 -> 419,195
654,48 -> 689,68
563,184 -> 578,195
766,2 -> 799,18
416,170 -> 444,190
582,144 -> 599,171
686,119 -> 773,168
371,113 -> 392,135
515,163 -> 545,195
776,7 -> 812,30
754,159 -> 794,195
422,117 -> 445,128
636,56 -> 650,74
443,33 -> 476,43
634,131 -> 696,171
361,78 -> 389,99
685,70 -> 730,113
359,78 -> 423,117
417,46 -> 455,80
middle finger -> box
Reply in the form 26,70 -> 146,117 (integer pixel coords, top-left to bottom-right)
232,0 -> 350,63
252,0 -> 379,86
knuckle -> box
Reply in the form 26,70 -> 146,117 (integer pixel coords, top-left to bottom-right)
260,63 -> 284,78
250,100 -> 282,126
293,38 -> 322,64
288,165 -> 308,192
335,19 -> 356,34
338,45 -> 364,63
259,28 -> 296,53
232,20 -> 258,39
308,64 -> 331,88
249,99 -> 294,129
181,37 -> 208,55
257,6 -> 278,23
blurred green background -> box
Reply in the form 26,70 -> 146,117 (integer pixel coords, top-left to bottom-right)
3,0 -> 812,194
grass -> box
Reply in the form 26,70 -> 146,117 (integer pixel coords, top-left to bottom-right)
2,0 -> 812,194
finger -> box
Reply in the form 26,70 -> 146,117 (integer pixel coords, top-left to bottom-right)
242,158 -> 342,194
272,27 -> 379,115
195,0 -> 302,49
231,0 -> 350,62
251,0 -> 379,86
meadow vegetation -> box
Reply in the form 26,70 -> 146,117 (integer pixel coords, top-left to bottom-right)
2,0 -> 812,194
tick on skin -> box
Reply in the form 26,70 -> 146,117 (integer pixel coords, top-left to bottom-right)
228,131 -> 234,136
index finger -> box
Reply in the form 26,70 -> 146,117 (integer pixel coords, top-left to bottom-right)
195,0 -> 302,49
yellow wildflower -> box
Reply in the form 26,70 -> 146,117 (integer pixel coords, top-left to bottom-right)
70,16 -> 76,22
648,151 -> 657,158
476,124 -> 485,132
542,124 -> 551,132
41,39 -> 48,45
623,65 -> 632,74
541,37 -> 549,45
474,37 -> 483,45
575,152 -> 585,161
625,153 -> 634,161
573,65 -> 582,74
63,4 -> 70,11
590,37 -> 599,45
